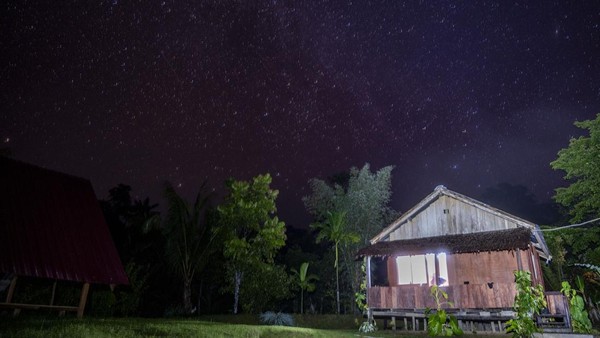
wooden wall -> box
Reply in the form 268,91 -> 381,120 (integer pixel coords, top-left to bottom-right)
385,250 -> 537,288
368,283 -> 517,309
447,251 -> 521,286
374,248 -> 544,310
389,195 -> 522,241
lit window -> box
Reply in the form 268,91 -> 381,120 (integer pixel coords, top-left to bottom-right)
396,253 -> 448,286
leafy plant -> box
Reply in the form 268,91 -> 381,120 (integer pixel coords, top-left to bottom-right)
426,285 -> 463,336
310,210 -> 359,314
561,280 -> 592,333
506,270 -> 546,338
358,320 -> 377,333
218,174 -> 287,314
355,261 -> 368,313
259,311 -> 295,326
290,262 -> 319,314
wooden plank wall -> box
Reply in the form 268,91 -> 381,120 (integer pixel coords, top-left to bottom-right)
389,195 -> 521,241
447,251 -> 522,286
376,250 -> 542,310
368,283 -> 517,309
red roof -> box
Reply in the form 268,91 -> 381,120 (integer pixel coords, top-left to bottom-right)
0,157 -> 128,285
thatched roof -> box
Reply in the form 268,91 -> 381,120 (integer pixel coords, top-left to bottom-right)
356,227 -> 532,258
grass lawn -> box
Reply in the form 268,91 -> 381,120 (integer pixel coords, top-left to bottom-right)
0,315 -> 502,337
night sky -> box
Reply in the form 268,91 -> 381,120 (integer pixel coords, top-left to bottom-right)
2,1 -> 599,226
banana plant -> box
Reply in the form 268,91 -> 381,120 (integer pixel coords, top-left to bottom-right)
291,262 -> 319,314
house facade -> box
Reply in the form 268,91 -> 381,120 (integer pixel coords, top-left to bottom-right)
356,186 -> 564,331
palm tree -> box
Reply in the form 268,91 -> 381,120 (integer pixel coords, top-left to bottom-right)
310,211 -> 359,314
163,181 -> 218,314
291,262 -> 319,314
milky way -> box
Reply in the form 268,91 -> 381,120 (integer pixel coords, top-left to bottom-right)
2,0 -> 599,225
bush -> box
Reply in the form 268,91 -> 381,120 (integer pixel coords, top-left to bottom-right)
259,311 -> 294,326
358,320 -> 377,333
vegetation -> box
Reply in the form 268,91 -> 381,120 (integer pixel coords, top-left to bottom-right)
218,173 -> 287,314
310,211 -> 359,314
551,113 -> 600,223
0,317 -> 358,338
426,285 -> 462,337
561,280 -> 593,333
505,271 -> 546,338
163,181 -> 218,314
259,311 -> 295,326
304,164 -> 398,310
291,262 -> 319,314
546,113 -> 600,326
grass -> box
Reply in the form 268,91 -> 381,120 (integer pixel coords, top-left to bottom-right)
0,315 -> 503,337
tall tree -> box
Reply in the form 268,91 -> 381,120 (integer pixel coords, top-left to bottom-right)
303,163 -> 397,311
163,181 -> 218,314
311,211 -> 359,314
217,173 -> 287,314
551,113 -> 600,222
291,262 -> 319,314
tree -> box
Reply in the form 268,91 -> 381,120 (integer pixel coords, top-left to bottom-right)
303,163 -> 397,312
311,211 -> 359,314
217,173 -> 287,314
291,262 -> 319,314
163,181 -> 218,314
551,114 -> 600,222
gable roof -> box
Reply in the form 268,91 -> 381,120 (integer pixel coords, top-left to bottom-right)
357,227 -> 532,258
0,157 -> 128,285
370,185 -> 550,259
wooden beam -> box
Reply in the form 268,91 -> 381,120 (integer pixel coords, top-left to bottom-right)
5,276 -> 17,303
77,283 -> 90,319
516,249 -> 523,271
434,254 -> 441,286
50,280 -> 57,306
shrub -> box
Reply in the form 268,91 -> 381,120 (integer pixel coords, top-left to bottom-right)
259,311 -> 295,326
426,285 -> 463,336
358,320 -> 377,333
506,270 -> 546,338
561,280 -> 592,333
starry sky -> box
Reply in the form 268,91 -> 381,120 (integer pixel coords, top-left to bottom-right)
2,0 -> 599,226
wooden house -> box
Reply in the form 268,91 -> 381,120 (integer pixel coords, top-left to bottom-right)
356,186 -> 567,332
0,157 -> 128,318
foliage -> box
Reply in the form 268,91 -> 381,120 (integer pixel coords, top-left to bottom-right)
303,163 -> 398,312
426,285 -> 462,336
259,311 -> 295,326
358,320 -> 377,333
163,181 -> 218,314
310,210 -> 359,314
239,263 -> 293,313
505,271 -> 546,338
561,280 -> 593,333
354,261 -> 367,313
551,113 -> 600,223
291,262 -> 319,314
218,173 -> 287,314
116,261 -> 149,316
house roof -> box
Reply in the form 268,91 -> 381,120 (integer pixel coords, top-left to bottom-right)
357,227 -> 532,258
369,185 -> 551,259
0,157 -> 128,285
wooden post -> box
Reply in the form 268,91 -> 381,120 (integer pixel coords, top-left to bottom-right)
434,254 -> 441,286
50,280 -> 57,305
77,283 -> 90,319
366,256 -> 373,323
516,248 -> 523,271
6,276 -> 17,303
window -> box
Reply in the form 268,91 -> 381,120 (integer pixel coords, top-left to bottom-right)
396,253 -> 448,286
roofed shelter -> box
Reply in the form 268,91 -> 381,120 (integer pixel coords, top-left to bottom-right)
0,157 -> 128,317
357,186 -> 568,332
